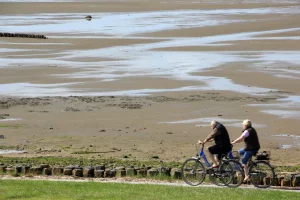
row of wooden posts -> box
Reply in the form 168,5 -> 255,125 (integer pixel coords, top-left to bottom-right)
0,164 -> 300,187
0,32 -> 47,39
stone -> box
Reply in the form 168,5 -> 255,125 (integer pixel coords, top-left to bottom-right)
39,164 -> 50,169
94,170 -> 104,178
95,165 -> 105,171
292,175 -> 300,187
72,169 -> 83,177
63,168 -> 73,176
147,169 -> 158,177
83,166 -> 94,177
6,167 -> 17,175
0,165 -> 7,172
116,170 -> 126,177
126,168 -> 136,176
277,175 -> 284,186
30,167 -> 43,175
170,168 -> 181,179
52,167 -> 63,176
136,169 -> 146,177
263,177 -> 271,186
43,168 -> 52,176
104,169 -> 111,178
281,179 -> 291,187
271,175 -> 279,186
158,167 -> 171,176
15,166 -> 22,173
22,165 -> 31,174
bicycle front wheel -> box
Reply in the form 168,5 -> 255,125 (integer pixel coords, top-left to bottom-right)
249,161 -> 275,188
181,158 -> 206,186
221,160 -> 244,188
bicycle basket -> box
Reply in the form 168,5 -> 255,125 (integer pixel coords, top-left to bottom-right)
256,151 -> 270,160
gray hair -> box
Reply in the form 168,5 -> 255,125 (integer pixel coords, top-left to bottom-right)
211,120 -> 220,126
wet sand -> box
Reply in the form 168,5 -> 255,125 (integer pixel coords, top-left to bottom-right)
1,0 -> 300,166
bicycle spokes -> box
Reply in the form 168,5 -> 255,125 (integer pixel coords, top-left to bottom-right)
249,161 -> 275,188
181,158 -> 206,186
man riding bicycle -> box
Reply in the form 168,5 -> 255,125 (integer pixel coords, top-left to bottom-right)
198,120 -> 232,169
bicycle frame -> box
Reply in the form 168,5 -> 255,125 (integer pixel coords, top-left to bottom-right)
199,146 -> 211,167
197,145 -> 236,167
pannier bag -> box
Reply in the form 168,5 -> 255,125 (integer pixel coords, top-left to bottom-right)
256,151 -> 270,160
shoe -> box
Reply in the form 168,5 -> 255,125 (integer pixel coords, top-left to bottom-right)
243,177 -> 249,184
208,165 -> 219,170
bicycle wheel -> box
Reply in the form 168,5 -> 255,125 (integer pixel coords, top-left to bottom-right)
181,158 -> 206,186
209,162 -> 233,186
221,160 -> 244,188
249,161 -> 275,188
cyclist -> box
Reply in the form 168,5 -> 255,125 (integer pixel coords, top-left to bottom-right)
198,120 -> 232,169
231,119 -> 260,182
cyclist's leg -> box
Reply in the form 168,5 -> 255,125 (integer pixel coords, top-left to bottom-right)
208,145 -> 220,167
238,148 -> 245,157
213,146 -> 229,167
241,151 -> 256,181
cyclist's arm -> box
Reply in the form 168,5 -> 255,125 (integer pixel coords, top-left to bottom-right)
203,128 -> 219,143
231,130 -> 249,144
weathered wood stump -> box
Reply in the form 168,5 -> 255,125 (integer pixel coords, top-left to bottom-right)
72,169 -> 83,177
52,167 -> 64,176
170,168 -> 181,179
94,170 -> 104,178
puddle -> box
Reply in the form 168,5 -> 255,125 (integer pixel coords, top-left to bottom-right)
0,150 -> 26,154
248,96 -> 300,120
0,118 -> 22,122
280,144 -> 293,149
272,134 -> 300,149
261,110 -> 300,119
160,117 -> 265,128
273,134 -> 300,138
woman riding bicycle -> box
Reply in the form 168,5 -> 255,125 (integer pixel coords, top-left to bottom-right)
231,119 -> 260,183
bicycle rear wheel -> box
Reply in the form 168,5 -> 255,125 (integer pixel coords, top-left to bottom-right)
249,161 -> 275,188
209,162 -> 233,186
221,160 -> 244,188
181,158 -> 206,186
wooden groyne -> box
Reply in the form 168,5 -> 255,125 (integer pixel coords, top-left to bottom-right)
0,32 -> 47,39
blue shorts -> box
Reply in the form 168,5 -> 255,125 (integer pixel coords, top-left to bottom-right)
238,148 -> 258,165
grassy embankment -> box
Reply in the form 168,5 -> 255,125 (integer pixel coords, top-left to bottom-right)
0,179 -> 299,200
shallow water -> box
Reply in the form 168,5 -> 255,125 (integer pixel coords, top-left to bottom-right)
0,150 -> 25,154
0,118 -> 22,122
1,5 -> 300,107
272,134 -> 300,149
160,117 -> 266,128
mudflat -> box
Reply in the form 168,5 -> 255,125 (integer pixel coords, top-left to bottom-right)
1,0 -> 300,166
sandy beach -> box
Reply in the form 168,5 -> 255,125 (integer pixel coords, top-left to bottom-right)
1,0 -> 300,166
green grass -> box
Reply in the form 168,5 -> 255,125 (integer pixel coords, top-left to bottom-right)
0,124 -> 23,128
0,146 -> 17,150
0,179 -> 299,200
0,156 -> 182,169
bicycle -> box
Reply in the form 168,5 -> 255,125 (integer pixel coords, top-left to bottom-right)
242,151 -> 276,188
181,144 -> 244,188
